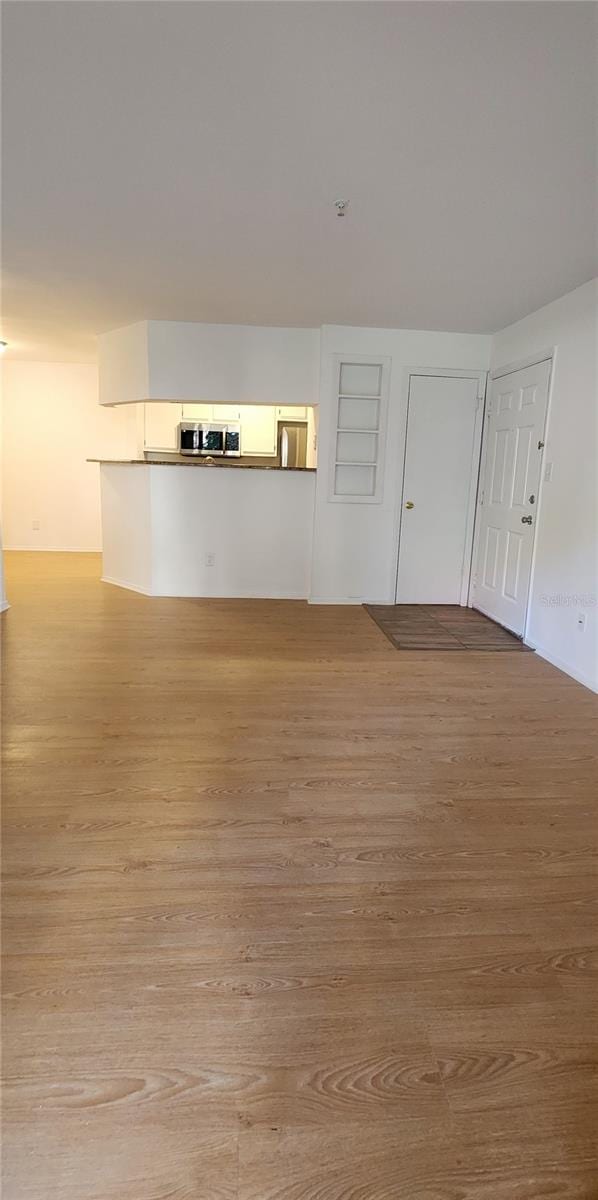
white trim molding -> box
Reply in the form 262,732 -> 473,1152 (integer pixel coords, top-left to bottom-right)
491,349 -> 554,380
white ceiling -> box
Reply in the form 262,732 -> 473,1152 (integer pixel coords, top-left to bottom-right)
2,1 -> 597,361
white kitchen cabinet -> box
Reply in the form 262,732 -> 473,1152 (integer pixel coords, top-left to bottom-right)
240,406 -> 277,456
144,403 -> 182,450
182,403 -> 212,420
182,404 -> 241,421
277,405 -> 307,419
212,404 -> 241,420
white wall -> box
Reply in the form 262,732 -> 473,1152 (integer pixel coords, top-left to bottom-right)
100,463 -> 315,599
98,321 -> 149,407
0,384 -> 7,609
100,465 -> 153,594
491,278 -> 598,692
0,539 -> 7,611
310,327 -> 491,603
1,361 -> 141,550
151,466 -> 314,598
99,320 -> 321,407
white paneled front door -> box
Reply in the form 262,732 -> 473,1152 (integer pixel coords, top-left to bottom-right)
396,373 -> 484,604
472,358 -> 551,636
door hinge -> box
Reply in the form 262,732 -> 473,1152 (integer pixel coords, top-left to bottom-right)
538,439 -> 545,450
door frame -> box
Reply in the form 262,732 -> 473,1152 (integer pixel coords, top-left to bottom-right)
393,367 -> 488,606
468,350 -> 555,644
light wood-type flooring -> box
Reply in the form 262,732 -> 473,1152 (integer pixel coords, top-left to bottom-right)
2,552 -> 598,1199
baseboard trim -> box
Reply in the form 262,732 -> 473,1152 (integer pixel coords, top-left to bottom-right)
524,639 -> 597,694
151,590 -> 309,600
309,596 -> 364,605
0,601 -> 10,613
102,577 -> 309,601
101,576 -> 152,596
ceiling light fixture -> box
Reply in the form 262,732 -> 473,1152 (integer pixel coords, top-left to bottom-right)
334,199 -> 349,218
0,341 -> 7,353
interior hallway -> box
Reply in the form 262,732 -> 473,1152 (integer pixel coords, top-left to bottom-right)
2,553 -> 597,1198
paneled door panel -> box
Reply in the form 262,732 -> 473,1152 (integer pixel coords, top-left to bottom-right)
472,359 -> 550,635
396,375 -> 482,604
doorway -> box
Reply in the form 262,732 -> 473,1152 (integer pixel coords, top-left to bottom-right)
395,371 -> 485,604
471,358 -> 551,637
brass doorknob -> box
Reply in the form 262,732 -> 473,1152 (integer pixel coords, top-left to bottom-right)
405,501 -> 415,509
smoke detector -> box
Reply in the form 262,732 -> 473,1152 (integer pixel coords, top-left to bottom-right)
334,199 -> 349,218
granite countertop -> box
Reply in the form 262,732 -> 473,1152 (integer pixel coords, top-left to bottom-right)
88,458 -> 316,472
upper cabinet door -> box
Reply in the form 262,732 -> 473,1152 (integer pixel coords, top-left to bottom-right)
213,404 -> 241,420
144,403 -> 182,450
277,405 -> 307,419
240,406 -> 277,456
182,404 -> 212,419
182,404 -> 240,420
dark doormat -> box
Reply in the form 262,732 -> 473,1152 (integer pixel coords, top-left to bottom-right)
364,604 -> 532,651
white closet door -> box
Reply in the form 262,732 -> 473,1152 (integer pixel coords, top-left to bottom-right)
472,359 -> 550,636
396,375 -> 481,604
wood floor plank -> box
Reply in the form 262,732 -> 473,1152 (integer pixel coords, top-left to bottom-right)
238,1120 -> 460,1200
2,552 -> 597,1199
3,1118 -> 238,1200
4,1045 -> 447,1130
239,1118 -> 598,1199
448,1110 -> 598,1200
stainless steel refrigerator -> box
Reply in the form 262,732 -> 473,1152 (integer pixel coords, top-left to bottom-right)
277,421 -> 308,468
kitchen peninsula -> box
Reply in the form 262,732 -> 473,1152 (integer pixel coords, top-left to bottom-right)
92,459 -> 316,599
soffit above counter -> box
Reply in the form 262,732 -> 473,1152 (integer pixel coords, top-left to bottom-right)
98,320 -> 320,408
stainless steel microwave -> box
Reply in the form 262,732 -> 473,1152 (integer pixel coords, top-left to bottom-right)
178,421 -> 240,457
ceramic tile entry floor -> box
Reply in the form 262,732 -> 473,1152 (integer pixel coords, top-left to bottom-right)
365,604 -> 531,651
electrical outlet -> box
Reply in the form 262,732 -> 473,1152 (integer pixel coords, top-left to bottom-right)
577,612 -> 587,633
544,461 -> 553,482
205,552 -> 215,567
32,520 -> 40,530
